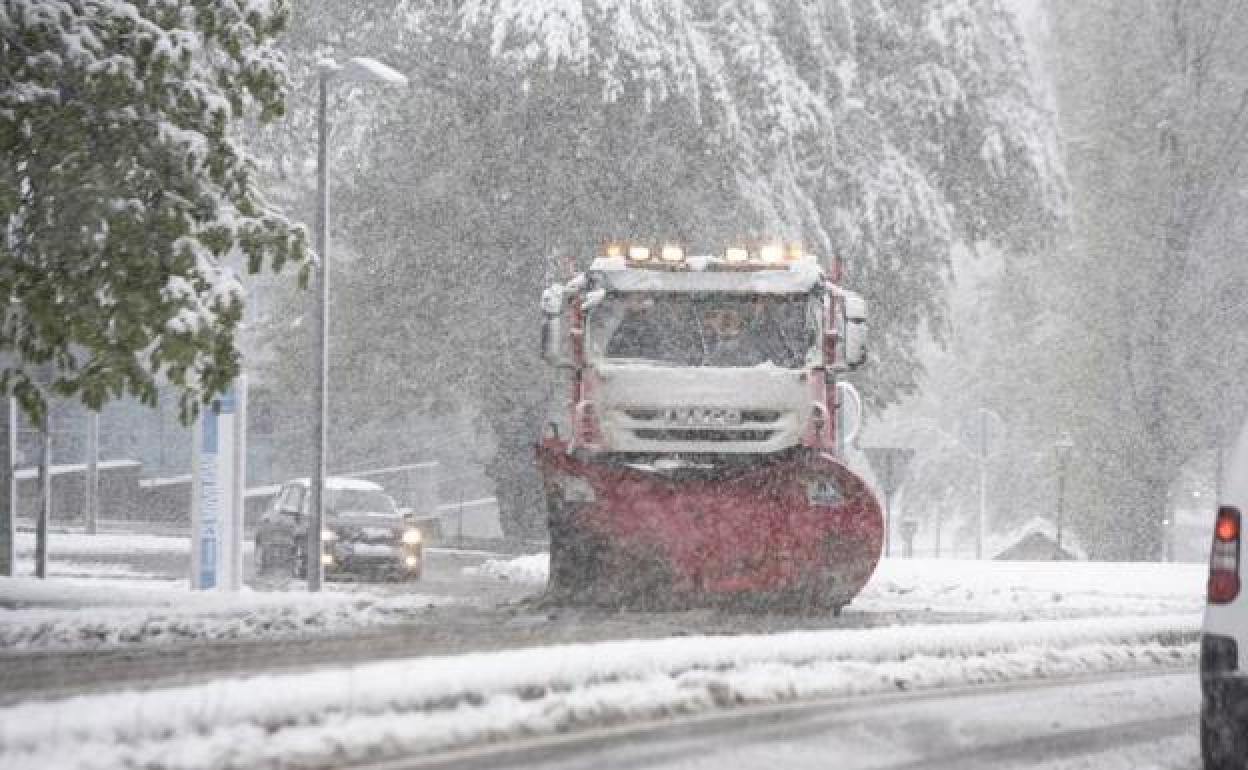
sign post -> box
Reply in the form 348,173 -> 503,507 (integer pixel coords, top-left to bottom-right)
960,408 -> 1005,559
191,378 -> 246,591
863,447 -> 915,558
0,399 -> 13,577
85,411 -> 99,535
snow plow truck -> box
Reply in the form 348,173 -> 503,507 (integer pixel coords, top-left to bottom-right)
537,243 -> 883,613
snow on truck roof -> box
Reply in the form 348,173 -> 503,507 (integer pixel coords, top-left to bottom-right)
589,257 -> 824,294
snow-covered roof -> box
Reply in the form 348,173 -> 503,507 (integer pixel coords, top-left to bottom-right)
591,262 -> 823,295
287,477 -> 385,492
987,516 -> 1088,561
13,460 -> 141,480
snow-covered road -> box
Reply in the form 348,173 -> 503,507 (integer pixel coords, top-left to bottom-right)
387,670 -> 1198,770
0,615 -> 1197,769
0,533 -> 1211,768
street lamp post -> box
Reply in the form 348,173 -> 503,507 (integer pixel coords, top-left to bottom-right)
307,57 -> 407,592
1054,433 -> 1074,558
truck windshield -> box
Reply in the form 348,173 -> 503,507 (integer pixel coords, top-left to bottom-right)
589,294 -> 817,368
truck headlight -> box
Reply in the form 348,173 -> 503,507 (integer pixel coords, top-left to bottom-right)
401,528 -> 423,545
321,529 -> 338,543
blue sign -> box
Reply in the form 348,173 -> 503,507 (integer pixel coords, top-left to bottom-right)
196,390 -> 230,589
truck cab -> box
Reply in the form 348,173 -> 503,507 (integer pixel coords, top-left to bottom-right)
541,245 -> 867,459
536,244 -> 882,610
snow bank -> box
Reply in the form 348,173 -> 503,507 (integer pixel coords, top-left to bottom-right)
464,554 -> 1205,616
0,577 -> 455,651
0,614 -> 1198,769
857,558 -> 1205,617
462,552 -> 549,583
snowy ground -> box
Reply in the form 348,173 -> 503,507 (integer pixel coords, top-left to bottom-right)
15,530 -> 191,556
0,536 -> 1208,767
12,530 -> 192,581
462,551 -> 550,584
0,576 -> 458,651
0,613 -> 1198,770
0,542 -> 1206,653
2,531 -> 508,651
466,554 -> 1206,618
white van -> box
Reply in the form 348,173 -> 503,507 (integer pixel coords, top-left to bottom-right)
1202,428 -> 1248,769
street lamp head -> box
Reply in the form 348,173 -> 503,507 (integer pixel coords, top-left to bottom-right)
317,57 -> 408,86
344,56 -> 408,85
316,57 -> 342,76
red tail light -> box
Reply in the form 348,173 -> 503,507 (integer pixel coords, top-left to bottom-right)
1216,513 -> 1240,543
1209,506 -> 1241,604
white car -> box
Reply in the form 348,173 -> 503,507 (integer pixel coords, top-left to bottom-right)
1203,426 -> 1248,769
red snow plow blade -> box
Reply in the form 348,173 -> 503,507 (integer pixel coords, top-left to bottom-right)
539,443 -> 884,610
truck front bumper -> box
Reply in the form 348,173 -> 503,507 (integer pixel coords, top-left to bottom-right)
539,445 -> 883,597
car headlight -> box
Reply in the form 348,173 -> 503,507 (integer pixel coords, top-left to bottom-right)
321,529 -> 338,543
401,528 -> 422,545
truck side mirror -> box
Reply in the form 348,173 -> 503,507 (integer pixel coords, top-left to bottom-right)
539,284 -> 568,367
843,294 -> 868,370
540,314 -> 564,366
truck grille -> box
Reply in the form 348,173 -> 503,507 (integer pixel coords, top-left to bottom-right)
622,408 -> 785,443
633,428 -> 777,442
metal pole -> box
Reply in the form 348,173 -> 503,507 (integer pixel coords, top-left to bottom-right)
85,411 -> 98,535
307,71 -> 330,591
0,399 -> 14,576
35,424 -> 50,579
1056,456 -> 1066,557
883,492 -> 892,558
976,462 -> 986,560
228,379 -> 246,592
1216,443 -> 1225,500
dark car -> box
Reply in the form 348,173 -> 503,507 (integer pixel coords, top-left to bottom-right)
254,477 -> 428,581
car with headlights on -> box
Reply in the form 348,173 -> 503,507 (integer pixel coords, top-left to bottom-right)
254,477 -> 427,581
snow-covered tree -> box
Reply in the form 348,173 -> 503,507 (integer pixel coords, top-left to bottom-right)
257,0 -> 1062,535
1047,0 -> 1248,559
0,0 -> 308,425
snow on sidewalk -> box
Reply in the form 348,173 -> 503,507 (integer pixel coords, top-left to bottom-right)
0,577 -> 456,651
0,613 -> 1199,770
464,554 -> 1206,616
14,531 -> 190,556
857,558 -> 1205,616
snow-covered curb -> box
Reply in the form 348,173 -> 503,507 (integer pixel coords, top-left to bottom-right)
0,614 -> 1199,769
464,554 -> 1205,617
0,577 -> 456,651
